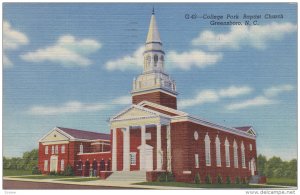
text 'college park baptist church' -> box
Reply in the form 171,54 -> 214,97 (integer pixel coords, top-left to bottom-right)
38,10 -> 259,183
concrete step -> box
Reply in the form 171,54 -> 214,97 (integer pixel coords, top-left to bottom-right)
106,171 -> 147,182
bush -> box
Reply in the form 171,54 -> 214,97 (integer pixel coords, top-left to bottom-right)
49,171 -> 56,175
65,164 -> 74,176
241,177 -> 247,184
194,173 -> 200,184
235,177 -> 240,184
157,172 -> 175,182
31,166 -> 41,175
205,175 -> 211,184
217,175 -> 222,184
226,176 -> 231,184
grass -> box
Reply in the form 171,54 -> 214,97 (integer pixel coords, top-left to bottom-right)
3,169 -> 32,176
59,177 -> 99,182
267,178 -> 297,186
136,182 -> 277,188
14,175 -> 76,179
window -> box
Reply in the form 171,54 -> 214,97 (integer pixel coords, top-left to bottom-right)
204,133 -> 211,166
51,146 -> 54,154
55,145 -> 59,154
44,160 -> 48,171
225,138 -> 230,167
61,145 -> 65,154
195,154 -> 199,168
130,152 -> 136,165
45,146 -> 48,154
250,144 -> 253,151
233,140 -> 238,168
61,159 -> 64,171
80,144 -> 83,153
241,142 -> 246,168
215,135 -> 221,167
154,55 -> 158,66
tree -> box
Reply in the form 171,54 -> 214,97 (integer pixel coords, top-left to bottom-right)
257,154 -> 267,176
264,156 -> 283,178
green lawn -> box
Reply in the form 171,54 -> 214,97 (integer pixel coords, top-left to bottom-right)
3,169 -> 32,176
267,178 -> 297,186
136,182 -> 276,188
14,175 -> 76,179
59,177 -> 99,182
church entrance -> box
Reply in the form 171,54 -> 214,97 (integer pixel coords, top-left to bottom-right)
50,155 -> 58,172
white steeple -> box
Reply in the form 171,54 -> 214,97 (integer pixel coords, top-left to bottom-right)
132,9 -> 177,96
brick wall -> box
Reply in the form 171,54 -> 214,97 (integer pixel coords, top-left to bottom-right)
132,91 -> 177,109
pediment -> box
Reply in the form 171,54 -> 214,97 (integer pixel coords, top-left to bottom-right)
40,128 -> 70,143
113,106 -> 158,121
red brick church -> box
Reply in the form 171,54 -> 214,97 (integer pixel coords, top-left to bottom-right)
38,10 -> 258,183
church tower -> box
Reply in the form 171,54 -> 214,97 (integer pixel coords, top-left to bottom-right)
132,9 -> 178,109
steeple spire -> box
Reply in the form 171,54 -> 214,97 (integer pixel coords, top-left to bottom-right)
152,6 -> 155,15
146,10 -> 161,44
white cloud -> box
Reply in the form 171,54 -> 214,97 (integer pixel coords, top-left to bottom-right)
105,46 -> 144,71
105,46 -> 222,71
3,21 -> 29,68
27,95 -> 130,115
226,96 -> 275,111
264,84 -> 294,97
178,85 -> 251,108
219,86 -> 253,98
21,35 -> 101,67
167,50 -> 222,70
192,22 -> 297,50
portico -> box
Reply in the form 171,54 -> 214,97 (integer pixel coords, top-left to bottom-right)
110,105 -> 172,172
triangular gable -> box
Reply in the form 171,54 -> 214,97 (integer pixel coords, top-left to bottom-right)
111,104 -> 171,121
137,101 -> 187,116
247,128 -> 256,136
39,127 -> 72,143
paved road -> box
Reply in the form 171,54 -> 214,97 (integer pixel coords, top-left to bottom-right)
3,180 -> 138,190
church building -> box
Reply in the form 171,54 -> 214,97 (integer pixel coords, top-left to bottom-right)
38,10 -> 258,183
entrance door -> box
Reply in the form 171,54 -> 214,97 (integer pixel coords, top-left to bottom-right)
145,147 -> 153,171
50,156 -> 58,172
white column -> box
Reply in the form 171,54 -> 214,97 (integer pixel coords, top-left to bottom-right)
140,125 -> 146,171
156,124 -> 162,170
123,127 -> 130,171
166,124 -> 172,172
112,128 -> 117,171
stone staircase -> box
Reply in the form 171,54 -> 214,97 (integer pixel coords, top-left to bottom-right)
249,175 -> 267,184
106,171 -> 147,182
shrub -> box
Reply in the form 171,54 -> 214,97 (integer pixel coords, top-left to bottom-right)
65,164 -> 74,176
242,177 -> 248,184
194,173 -> 200,184
226,176 -> 231,184
49,171 -> 56,175
217,175 -> 222,184
31,166 -> 41,175
157,172 -> 175,182
235,177 -> 240,184
205,175 -> 211,184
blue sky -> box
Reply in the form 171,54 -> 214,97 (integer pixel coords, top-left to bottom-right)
3,3 -> 297,160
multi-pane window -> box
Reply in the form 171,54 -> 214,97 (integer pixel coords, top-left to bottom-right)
215,136 -> 221,167
80,144 -> 83,153
241,142 -> 246,168
61,159 -> 64,171
204,133 -> 211,166
44,160 -> 48,171
195,154 -> 199,168
55,145 -> 59,154
225,138 -> 230,167
45,146 -> 48,154
130,152 -> 136,165
233,140 -> 239,168
51,146 -> 54,154
61,145 -> 65,154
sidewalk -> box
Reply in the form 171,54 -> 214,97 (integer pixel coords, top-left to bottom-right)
3,176 -> 194,190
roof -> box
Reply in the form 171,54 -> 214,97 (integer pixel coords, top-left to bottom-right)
57,127 -> 110,141
234,126 -> 253,132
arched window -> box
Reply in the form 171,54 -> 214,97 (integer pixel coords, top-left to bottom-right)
80,144 -> 83,153
241,142 -> 246,168
215,135 -> 221,167
225,138 -> 230,167
154,55 -> 158,67
233,140 -> 238,168
204,133 -> 211,166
